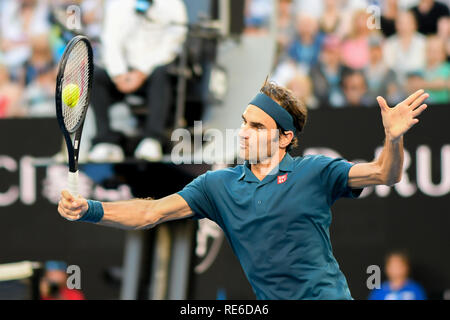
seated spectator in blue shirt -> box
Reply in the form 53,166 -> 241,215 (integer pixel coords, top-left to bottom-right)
309,35 -> 346,108
22,34 -> 55,86
286,13 -> 324,72
369,251 -> 427,300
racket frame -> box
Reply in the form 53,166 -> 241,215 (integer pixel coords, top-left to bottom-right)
55,35 -> 94,174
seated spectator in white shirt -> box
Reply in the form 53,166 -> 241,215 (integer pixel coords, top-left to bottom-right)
383,10 -> 426,84
88,0 -> 188,163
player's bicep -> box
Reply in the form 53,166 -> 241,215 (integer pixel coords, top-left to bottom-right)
153,194 -> 194,225
348,162 -> 383,188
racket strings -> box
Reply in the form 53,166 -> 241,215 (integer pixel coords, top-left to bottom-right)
61,41 -> 90,133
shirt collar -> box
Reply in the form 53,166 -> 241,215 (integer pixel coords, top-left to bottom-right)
238,153 -> 295,182
279,152 -> 294,172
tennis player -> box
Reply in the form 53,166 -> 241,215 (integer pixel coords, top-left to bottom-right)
58,81 -> 429,300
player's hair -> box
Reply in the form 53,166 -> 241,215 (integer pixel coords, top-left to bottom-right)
259,78 -> 308,151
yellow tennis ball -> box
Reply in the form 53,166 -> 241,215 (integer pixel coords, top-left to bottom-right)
62,83 -> 80,108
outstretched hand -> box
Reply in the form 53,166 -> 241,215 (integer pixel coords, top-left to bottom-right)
377,90 -> 429,143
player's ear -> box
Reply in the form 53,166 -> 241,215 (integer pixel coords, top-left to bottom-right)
279,130 -> 293,149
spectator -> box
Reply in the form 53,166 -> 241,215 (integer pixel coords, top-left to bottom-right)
437,16 -> 450,61
340,69 -> 372,107
293,0 -> 324,19
421,36 -> 450,103
380,0 -> 399,37
0,0 -> 50,78
309,35 -> 346,107
244,0 -> 272,34
369,251 -> 427,300
22,34 -> 55,86
40,261 -> 85,300
405,71 -> 426,95
0,62 -> 24,118
80,0 -> 105,40
276,0 -> 295,59
17,33 -> 56,117
364,34 -> 401,104
23,63 -> 56,117
319,0 -> 342,34
88,0 -> 188,163
411,0 -> 450,35
286,73 -> 319,109
383,10 -> 426,84
285,14 -> 324,72
340,9 -> 371,69
335,0 -> 370,38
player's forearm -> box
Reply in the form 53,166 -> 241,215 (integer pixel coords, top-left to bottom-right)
375,133 -> 404,186
97,199 -> 159,230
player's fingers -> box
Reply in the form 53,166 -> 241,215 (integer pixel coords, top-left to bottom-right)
74,196 -> 88,209
60,197 -> 83,214
376,96 -> 389,112
405,89 -> 424,105
60,197 -> 77,211
412,104 -> 427,118
58,203 -> 80,220
61,190 -> 75,202
410,93 -> 429,110
59,202 -> 79,216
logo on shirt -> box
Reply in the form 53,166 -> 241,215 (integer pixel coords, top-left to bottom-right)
277,173 -> 288,184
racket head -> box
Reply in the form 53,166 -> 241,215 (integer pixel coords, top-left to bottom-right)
55,35 -> 93,172
55,35 -> 93,135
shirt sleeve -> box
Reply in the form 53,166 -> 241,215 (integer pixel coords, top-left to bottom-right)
101,1 -> 132,77
316,155 -> 364,205
132,0 -> 188,75
177,172 -> 218,222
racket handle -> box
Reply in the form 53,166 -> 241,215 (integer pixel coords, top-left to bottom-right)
68,171 -> 79,198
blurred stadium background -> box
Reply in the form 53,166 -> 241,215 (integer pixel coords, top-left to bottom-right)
0,0 -> 449,300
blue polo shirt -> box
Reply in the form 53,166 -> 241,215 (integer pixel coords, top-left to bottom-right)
177,153 -> 363,300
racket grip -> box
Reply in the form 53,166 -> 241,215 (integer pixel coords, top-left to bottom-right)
68,171 -> 79,198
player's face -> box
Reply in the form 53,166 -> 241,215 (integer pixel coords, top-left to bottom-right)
239,105 -> 280,163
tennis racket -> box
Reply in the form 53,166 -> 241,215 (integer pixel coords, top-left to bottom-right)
55,35 -> 94,198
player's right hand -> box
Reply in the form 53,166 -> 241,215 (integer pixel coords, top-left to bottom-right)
58,190 -> 89,221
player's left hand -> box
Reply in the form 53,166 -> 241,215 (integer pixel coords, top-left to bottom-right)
377,89 -> 429,143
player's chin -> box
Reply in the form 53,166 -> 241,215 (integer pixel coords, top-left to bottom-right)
240,149 -> 263,164
238,147 -> 250,161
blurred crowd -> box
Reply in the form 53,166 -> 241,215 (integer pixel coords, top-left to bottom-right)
246,0 -> 450,108
0,0 -> 449,119
0,0 -> 104,118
